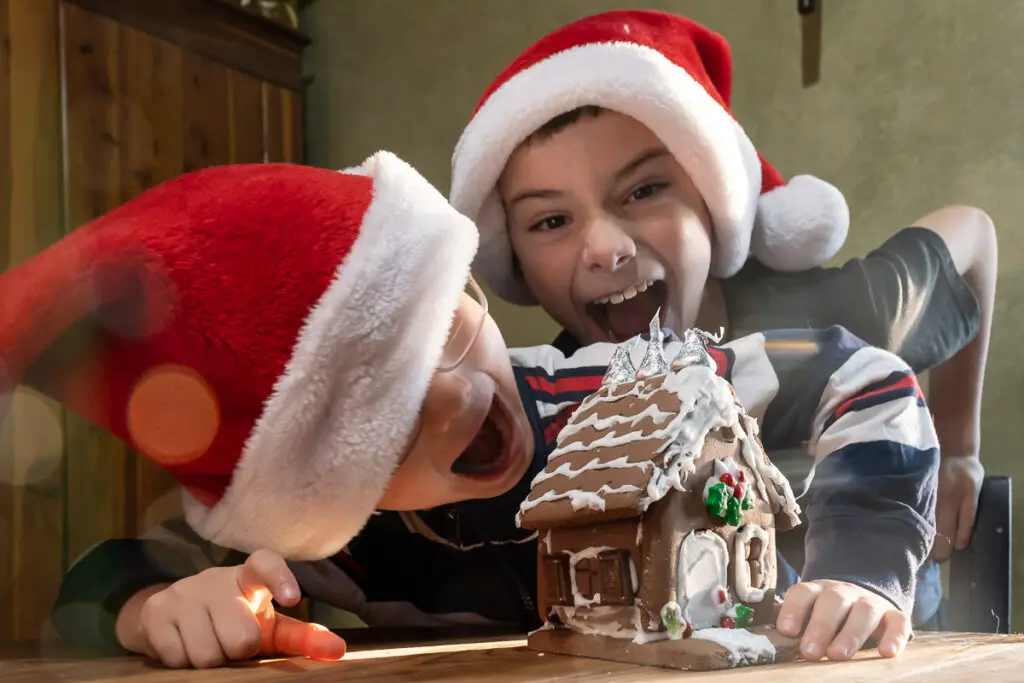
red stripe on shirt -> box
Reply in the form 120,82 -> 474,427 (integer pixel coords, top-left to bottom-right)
524,373 -> 605,395
708,347 -> 729,378
544,403 -> 579,444
832,373 -> 923,421
333,549 -> 366,580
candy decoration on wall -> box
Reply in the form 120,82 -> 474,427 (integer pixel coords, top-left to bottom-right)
660,601 -> 693,640
703,460 -> 754,526
735,604 -> 755,628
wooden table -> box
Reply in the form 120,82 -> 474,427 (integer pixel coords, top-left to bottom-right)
3,631 -> 1023,682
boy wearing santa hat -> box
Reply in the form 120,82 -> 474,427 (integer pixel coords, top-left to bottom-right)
448,10 -> 995,633
32,157 -> 937,667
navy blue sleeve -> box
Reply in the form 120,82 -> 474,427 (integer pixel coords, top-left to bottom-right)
758,327 -> 940,614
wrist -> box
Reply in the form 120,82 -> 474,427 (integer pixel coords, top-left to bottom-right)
115,584 -> 170,654
941,448 -> 980,461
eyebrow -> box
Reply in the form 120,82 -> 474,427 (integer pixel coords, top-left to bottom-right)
505,147 -> 672,209
505,188 -> 563,210
613,147 -> 672,182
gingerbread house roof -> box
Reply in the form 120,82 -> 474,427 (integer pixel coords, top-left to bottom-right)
516,332 -> 801,531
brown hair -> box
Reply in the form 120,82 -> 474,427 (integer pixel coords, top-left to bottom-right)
525,105 -> 604,144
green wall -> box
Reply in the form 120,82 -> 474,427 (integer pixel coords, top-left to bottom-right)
302,0 -> 1024,629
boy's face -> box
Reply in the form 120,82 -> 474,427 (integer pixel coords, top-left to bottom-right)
376,288 -> 534,511
498,110 -> 713,344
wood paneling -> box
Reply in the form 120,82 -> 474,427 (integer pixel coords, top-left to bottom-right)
61,0 -> 134,565
230,71 -> 266,164
0,0 -> 306,645
62,0 -> 308,91
0,0 -> 67,644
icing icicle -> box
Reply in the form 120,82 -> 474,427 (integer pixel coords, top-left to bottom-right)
671,327 -> 724,373
636,311 -> 669,380
603,340 -> 638,386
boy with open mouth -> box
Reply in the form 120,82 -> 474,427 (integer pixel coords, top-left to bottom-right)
449,9 -> 994,637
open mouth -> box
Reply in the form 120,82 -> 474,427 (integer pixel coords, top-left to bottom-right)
586,279 -> 669,343
451,394 -> 516,480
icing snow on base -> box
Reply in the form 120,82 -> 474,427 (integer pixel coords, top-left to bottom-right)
691,628 -> 777,666
552,603 -> 669,644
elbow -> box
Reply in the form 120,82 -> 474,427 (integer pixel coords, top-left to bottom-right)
917,205 -> 998,289
960,205 -> 997,260
957,205 -> 998,300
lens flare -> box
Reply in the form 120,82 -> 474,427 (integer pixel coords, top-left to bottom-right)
127,365 -> 220,467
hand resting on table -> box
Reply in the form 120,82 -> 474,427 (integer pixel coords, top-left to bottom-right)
115,549 -> 347,669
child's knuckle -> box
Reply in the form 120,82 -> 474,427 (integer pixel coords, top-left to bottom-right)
226,625 -> 262,658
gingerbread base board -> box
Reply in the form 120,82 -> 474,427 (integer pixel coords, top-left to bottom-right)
528,626 -> 801,671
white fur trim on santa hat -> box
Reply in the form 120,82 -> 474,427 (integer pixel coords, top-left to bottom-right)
184,151 -> 479,560
450,41 -> 762,305
752,175 -> 849,271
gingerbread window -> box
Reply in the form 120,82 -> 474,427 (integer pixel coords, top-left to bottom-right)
732,524 -> 770,603
570,550 -> 635,604
597,550 -> 634,605
574,558 -> 600,599
541,554 -> 572,606
746,536 -> 766,589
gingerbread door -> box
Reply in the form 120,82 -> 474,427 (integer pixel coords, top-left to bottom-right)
676,530 -> 729,629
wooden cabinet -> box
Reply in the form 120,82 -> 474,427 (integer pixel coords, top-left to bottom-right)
0,0 -> 309,645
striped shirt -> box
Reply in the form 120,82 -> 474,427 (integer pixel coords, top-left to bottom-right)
51,326 -> 938,652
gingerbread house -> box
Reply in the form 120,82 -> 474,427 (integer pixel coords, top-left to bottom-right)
518,322 -> 804,670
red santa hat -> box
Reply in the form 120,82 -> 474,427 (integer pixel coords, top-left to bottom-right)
450,10 -> 849,305
0,151 -> 478,560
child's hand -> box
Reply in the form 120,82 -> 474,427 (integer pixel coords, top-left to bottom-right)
776,579 -> 910,662
931,455 -> 984,561
127,549 -> 347,668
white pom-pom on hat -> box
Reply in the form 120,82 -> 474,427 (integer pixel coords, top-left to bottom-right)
752,174 -> 850,272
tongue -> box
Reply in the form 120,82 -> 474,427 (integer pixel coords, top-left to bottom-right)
605,290 -> 663,342
452,417 -> 503,475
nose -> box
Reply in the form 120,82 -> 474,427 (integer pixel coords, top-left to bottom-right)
581,217 -> 636,273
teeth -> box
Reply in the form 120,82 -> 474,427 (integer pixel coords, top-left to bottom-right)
595,281 -> 655,305
594,279 -> 658,306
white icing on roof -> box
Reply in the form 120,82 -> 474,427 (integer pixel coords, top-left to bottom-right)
517,332 -> 801,528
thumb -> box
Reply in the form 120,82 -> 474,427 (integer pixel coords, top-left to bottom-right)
266,615 -> 347,661
237,549 -> 301,609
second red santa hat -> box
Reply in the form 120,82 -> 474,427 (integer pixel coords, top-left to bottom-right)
0,151 -> 478,560
450,10 -> 849,305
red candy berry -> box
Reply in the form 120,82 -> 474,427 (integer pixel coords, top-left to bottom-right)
733,485 -> 744,499
717,588 -> 728,604
719,473 -> 735,486
683,622 -> 694,638
737,471 -> 746,483
720,616 -> 736,629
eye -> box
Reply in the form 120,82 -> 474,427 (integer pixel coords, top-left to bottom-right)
529,215 -> 568,232
627,182 -> 668,203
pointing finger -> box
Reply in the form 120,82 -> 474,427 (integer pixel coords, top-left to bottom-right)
270,615 -> 347,661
